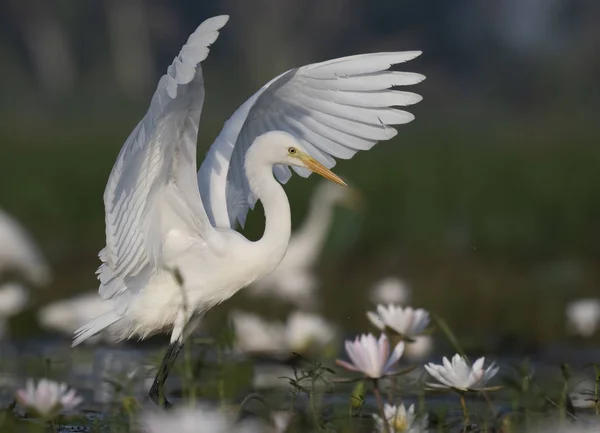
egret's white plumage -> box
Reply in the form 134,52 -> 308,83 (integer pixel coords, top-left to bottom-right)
198,52 -> 424,230
70,14 -> 423,404
249,181 -> 358,306
0,209 -> 51,286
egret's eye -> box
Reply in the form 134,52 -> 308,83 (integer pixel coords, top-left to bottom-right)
288,147 -> 297,155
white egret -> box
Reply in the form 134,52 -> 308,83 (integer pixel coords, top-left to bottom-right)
71,15 -> 424,407
249,181 -> 360,306
0,208 -> 51,286
39,292 -> 116,344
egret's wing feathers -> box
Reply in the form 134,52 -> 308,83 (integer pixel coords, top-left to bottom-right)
198,51 -> 424,229
98,15 -> 228,303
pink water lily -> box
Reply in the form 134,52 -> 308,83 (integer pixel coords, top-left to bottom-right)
16,378 -> 82,418
336,333 -> 404,378
425,354 -> 498,391
367,305 -> 430,338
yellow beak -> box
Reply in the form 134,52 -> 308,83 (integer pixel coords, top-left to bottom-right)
303,156 -> 347,187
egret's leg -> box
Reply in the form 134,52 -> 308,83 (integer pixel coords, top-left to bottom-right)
148,312 -> 204,407
149,341 -> 183,408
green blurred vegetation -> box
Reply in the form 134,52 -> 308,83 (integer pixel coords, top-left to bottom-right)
1,0 -> 599,347
2,109 -> 599,345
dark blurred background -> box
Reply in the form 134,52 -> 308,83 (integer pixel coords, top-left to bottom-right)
1,0 -> 599,348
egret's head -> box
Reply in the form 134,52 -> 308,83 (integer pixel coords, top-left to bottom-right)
257,131 -> 347,186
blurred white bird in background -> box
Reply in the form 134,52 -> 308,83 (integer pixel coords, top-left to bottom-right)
70,15 -> 424,406
0,282 -> 29,338
370,277 -> 411,305
231,310 -> 337,355
39,293 -> 117,344
249,181 -> 361,307
0,208 -> 51,337
231,310 -> 338,391
0,209 -> 51,287
230,311 -> 287,355
566,299 -> 600,337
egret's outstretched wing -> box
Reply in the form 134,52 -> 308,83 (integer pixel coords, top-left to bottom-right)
198,52 -> 424,229
98,15 -> 228,304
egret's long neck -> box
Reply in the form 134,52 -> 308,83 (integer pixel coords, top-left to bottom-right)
245,152 -> 292,269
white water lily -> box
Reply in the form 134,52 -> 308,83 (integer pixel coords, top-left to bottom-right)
569,378 -> 599,409
16,378 -> 82,417
566,299 -> 600,337
336,333 -> 404,379
373,403 -> 428,433
425,354 -> 498,391
405,335 -> 434,361
142,405 -> 263,433
367,305 -> 430,338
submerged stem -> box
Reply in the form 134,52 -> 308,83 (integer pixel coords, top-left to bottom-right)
217,346 -> 225,407
459,392 -> 470,428
388,375 -> 397,402
596,364 -> 600,415
373,380 -> 391,433
310,376 -> 322,431
481,391 -> 497,417
387,333 -> 401,402
238,393 -> 269,414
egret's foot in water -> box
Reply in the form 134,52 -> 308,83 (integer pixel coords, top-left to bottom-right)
149,383 -> 173,408
149,341 -> 183,408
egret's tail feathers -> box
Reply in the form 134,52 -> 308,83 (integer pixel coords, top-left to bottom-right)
72,311 -> 121,347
